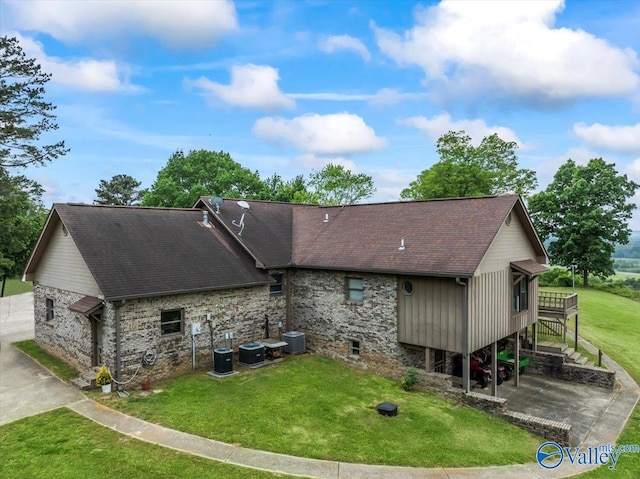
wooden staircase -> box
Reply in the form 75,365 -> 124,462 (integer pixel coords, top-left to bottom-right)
536,341 -> 591,366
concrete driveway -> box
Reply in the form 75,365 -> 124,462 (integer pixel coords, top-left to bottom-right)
0,293 -> 83,425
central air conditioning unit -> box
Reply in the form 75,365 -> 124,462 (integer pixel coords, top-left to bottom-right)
282,331 -> 305,354
239,342 -> 265,365
213,348 -> 233,375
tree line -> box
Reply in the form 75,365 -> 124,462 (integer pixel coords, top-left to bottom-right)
1,34 -> 638,290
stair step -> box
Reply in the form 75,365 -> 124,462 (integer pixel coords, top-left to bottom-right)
576,356 -> 589,366
537,342 -> 568,354
564,347 -> 576,357
71,377 -> 91,390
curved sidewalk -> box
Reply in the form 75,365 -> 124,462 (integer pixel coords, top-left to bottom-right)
67,343 -> 639,479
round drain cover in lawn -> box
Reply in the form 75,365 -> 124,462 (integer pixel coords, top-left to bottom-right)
377,402 -> 398,417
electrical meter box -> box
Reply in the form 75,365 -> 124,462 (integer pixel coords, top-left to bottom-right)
191,322 -> 201,335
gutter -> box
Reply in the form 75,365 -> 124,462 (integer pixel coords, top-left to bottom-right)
103,281 -> 272,302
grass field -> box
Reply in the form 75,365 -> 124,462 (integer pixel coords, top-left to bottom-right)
1,278 -> 33,297
13,340 -> 79,381
540,287 -> 640,478
0,408 -> 290,479
92,354 -> 540,467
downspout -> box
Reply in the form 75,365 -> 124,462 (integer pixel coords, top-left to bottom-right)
456,277 -> 470,393
113,300 -> 123,391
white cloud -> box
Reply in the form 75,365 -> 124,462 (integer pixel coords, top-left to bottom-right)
4,0 -> 237,48
187,64 -> 294,111
573,122 -> 640,155
288,92 -> 373,101
369,88 -> 428,106
252,113 -> 386,155
15,34 -> 141,93
295,154 -> 358,171
318,34 -> 371,62
372,0 -> 640,103
398,113 -> 522,146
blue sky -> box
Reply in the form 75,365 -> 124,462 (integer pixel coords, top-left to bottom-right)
2,0 -> 640,228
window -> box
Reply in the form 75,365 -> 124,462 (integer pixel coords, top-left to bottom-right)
346,277 -> 364,302
513,274 -> 529,313
349,340 -> 360,356
161,309 -> 183,336
46,298 -> 54,321
270,273 -> 283,296
401,280 -> 414,295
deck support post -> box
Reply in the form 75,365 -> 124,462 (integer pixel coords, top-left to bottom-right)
532,322 -> 538,351
424,348 -> 431,373
491,341 -> 498,397
514,330 -> 520,387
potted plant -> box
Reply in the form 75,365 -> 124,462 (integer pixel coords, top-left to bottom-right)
141,378 -> 151,391
96,365 -> 112,393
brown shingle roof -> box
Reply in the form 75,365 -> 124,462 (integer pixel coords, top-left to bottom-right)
52,204 -> 271,300
202,194 -> 544,277
293,195 -> 522,276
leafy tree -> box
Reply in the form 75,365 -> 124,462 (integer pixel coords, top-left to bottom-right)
294,163 -> 375,206
260,173 -> 307,202
400,130 -> 537,199
1,36 -> 68,168
0,167 -> 46,287
94,174 -> 146,206
142,150 -> 265,208
529,158 -> 639,286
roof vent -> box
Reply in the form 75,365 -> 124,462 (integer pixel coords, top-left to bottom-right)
323,213 -> 329,223
237,200 -> 250,209
202,210 -> 211,227
399,239 -> 405,251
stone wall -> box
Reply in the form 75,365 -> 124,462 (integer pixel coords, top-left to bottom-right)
115,284 -> 284,384
523,349 -> 616,390
502,410 -> 572,446
34,284 -> 95,372
292,269 -> 424,378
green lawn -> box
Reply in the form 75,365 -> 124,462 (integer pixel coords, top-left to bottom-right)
13,340 -> 79,381
93,354 -> 540,468
540,287 -> 640,478
0,408 -> 291,479
1,278 -> 33,297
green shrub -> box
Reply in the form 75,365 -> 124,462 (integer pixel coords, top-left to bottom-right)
400,367 -> 418,391
95,365 -> 112,386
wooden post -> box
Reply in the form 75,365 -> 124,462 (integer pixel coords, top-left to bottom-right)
462,353 -> 471,393
575,314 -> 579,352
424,348 -> 431,373
514,330 -> 520,387
532,322 -> 538,351
491,341 -> 498,397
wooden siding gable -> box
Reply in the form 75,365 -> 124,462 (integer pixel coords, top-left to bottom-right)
29,214 -> 102,298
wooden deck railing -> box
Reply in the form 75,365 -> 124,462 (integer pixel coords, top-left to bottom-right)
538,291 -> 578,318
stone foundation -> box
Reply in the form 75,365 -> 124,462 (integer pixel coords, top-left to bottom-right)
523,349 -> 616,389
292,270 -> 424,378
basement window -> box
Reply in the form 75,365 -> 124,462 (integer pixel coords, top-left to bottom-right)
349,339 -> 361,356
161,309 -> 184,336
46,298 -> 55,321
270,273 -> 283,296
512,274 -> 529,313
346,277 -> 364,302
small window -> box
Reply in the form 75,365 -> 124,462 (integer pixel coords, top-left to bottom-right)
401,280 -> 414,295
512,274 -> 529,313
270,273 -> 283,296
161,309 -> 184,336
349,339 -> 360,356
346,278 -> 364,302
46,298 -> 55,321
